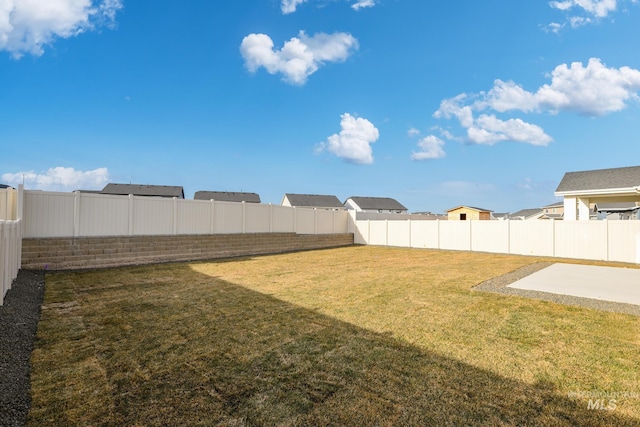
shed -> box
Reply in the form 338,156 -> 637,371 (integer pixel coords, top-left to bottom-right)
446,206 -> 492,221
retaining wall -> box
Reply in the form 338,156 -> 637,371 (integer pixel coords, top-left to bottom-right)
21,233 -> 354,270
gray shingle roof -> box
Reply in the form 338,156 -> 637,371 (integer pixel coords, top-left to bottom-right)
194,191 -> 261,203
101,183 -> 185,198
284,193 -> 344,208
0,184 -> 11,189
595,202 -> 639,212
347,196 -> 407,211
510,208 -> 543,219
555,165 -> 640,193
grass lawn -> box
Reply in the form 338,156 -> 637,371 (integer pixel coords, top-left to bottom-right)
29,246 -> 640,426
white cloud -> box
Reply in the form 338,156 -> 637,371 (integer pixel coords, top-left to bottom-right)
549,0 -> 618,18
407,127 -> 420,137
352,0 -> 375,11
281,0 -> 307,14
547,0 -> 638,31
240,31 -> 359,85
484,58 -> 640,116
0,0 -> 123,58
433,58 -> 640,147
411,135 -> 446,160
1,167 -> 110,191
467,115 -> 553,146
317,113 -> 379,164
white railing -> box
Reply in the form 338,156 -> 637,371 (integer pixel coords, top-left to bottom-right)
22,190 -> 350,238
354,219 -> 640,264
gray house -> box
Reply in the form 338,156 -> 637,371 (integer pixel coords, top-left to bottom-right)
194,191 -> 261,203
344,196 -> 408,214
281,193 -> 345,210
101,183 -> 185,199
555,165 -> 640,220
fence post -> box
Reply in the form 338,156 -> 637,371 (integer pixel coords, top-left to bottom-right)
293,207 -> 297,233
408,218 -> 412,248
73,191 -> 80,237
269,204 -> 273,233
210,199 -> 216,234
314,208 -> 318,234
242,201 -> 246,234
128,194 -> 134,236
173,197 -> 178,235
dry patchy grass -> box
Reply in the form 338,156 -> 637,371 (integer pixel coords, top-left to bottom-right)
29,246 -> 640,425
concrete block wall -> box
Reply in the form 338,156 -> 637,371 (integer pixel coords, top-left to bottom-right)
21,233 -> 354,270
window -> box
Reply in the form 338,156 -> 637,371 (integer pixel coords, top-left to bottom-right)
460,213 -> 467,220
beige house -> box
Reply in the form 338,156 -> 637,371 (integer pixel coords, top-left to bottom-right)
446,206 -> 492,221
554,165 -> 640,221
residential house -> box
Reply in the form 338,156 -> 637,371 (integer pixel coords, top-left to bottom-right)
539,201 -> 564,220
446,206 -> 492,221
555,165 -> 640,220
281,193 -> 345,210
509,208 -> 544,221
194,191 -> 261,203
101,183 -> 185,199
344,196 -> 408,214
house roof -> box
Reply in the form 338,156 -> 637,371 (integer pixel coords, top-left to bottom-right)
347,196 -> 408,211
446,205 -> 492,213
194,191 -> 261,203
595,202 -> 639,212
510,208 -> 543,219
283,193 -> 344,208
543,201 -> 564,208
0,184 -> 12,189
555,165 -> 640,195
101,183 -> 185,198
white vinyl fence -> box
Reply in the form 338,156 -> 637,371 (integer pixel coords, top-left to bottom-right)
355,219 -> 640,264
22,190 -> 350,238
0,186 -> 23,306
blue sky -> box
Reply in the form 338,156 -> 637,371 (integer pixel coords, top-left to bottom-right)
2,0 -> 640,213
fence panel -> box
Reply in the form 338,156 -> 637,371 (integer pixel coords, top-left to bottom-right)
333,211 -> 349,235
388,220 -> 411,247
214,201 -> 244,234
295,208 -> 316,234
132,197 -> 175,235
79,193 -> 130,236
509,221 -> 555,257
177,199 -> 211,235
245,203 -> 271,233
439,221 -> 471,251
23,191 -> 75,238
608,221 -> 640,264
271,205 -> 295,233
0,188 -> 18,220
316,210 -> 336,234
410,220 -> 439,248
555,221 -> 608,261
471,221 -> 510,254
1,220 -> 21,306
368,220 -> 388,246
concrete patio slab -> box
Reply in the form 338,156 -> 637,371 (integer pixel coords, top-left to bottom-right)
507,263 -> 640,306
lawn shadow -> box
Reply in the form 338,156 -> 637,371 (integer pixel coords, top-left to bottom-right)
29,263 -> 638,426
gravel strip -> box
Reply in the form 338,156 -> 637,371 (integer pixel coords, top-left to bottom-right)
0,270 -> 45,427
474,262 -> 640,317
